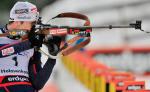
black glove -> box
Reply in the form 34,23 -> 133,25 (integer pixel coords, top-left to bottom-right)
28,26 -> 45,48
46,36 -> 62,56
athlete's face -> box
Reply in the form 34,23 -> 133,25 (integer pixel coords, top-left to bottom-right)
7,21 -> 34,31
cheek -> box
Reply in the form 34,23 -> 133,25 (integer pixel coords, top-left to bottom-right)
26,25 -> 32,30
22,23 -> 32,30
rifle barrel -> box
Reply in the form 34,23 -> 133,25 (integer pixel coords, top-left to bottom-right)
35,24 -> 135,29
66,25 -> 133,29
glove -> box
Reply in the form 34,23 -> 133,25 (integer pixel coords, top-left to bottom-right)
46,36 -> 62,56
28,26 -> 45,48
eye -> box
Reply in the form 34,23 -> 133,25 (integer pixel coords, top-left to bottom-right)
20,21 -> 24,24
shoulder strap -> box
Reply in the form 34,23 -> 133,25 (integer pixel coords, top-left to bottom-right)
52,12 -> 91,56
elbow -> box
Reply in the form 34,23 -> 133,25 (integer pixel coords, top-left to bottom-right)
28,74 -> 44,90
32,80 -> 45,90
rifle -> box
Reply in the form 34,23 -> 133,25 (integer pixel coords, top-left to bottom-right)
0,12 -> 144,59
34,12 -> 143,58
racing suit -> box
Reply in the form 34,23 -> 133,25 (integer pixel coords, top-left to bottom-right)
0,27 -> 60,92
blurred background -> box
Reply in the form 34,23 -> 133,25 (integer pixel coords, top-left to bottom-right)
1,0 -> 150,92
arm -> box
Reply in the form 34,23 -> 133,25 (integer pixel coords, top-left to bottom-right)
28,36 -> 61,90
28,51 -> 56,90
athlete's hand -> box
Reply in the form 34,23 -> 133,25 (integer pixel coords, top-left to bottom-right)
28,26 -> 45,48
46,36 -> 62,56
